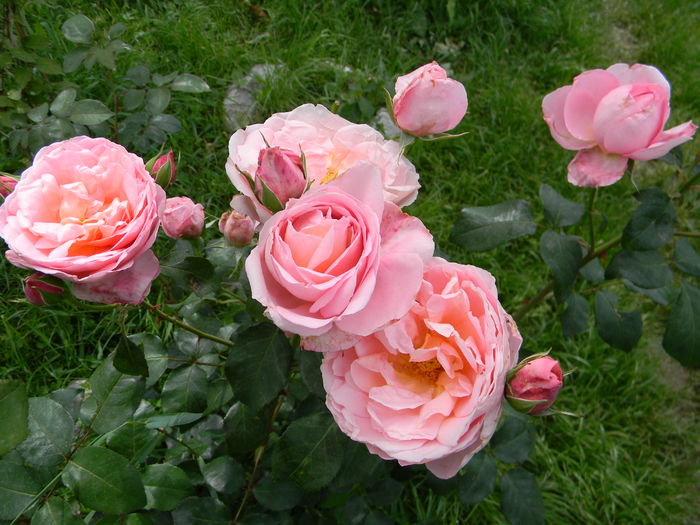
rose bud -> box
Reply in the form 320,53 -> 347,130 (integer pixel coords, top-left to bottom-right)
146,151 -> 176,188
219,210 -> 255,247
506,356 -> 563,415
161,196 -> 205,239
393,61 -> 468,136
0,175 -> 18,198
23,273 -> 66,306
254,146 -> 306,211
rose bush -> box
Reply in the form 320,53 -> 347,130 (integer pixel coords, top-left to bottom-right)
321,257 -> 521,478
226,103 -> 420,223
245,164 -> 433,351
0,136 -> 165,304
542,63 -> 696,187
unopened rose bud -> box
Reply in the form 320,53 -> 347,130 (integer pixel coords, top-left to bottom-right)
255,147 -> 306,210
147,151 -> 176,188
161,196 -> 205,239
23,273 -> 66,306
219,210 -> 255,246
506,356 -> 563,415
0,175 -> 18,198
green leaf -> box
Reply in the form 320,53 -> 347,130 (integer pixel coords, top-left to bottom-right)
146,87 -> 171,114
152,72 -> 178,87
594,290 -> 642,351
201,456 -> 245,494
0,460 -> 40,520
16,398 -> 73,469
27,103 -> 49,123
0,380 -> 28,456
367,477 -> 403,507
674,238 -> 700,277
299,349 -> 325,398
171,497 -> 231,524
457,451 -> 496,505
223,402 -> 267,455
226,323 -> 292,410
129,333 -> 167,388
50,89 -> 77,118
69,99 -> 114,126
490,417 -> 536,463
122,89 -> 146,111
30,497 -> 84,525
106,421 -> 161,463
623,279 -> 678,307
80,354 -> 145,434
61,15 -> 95,44
145,412 -> 203,429
272,412 -> 344,491
170,74 -> 210,93
450,199 -> 537,252
500,469 -> 545,525
662,281 -> 700,367
142,464 -> 194,511
605,249 -> 672,289
35,57 -> 63,75
622,189 -> 676,251
114,334 -> 149,377
540,230 -> 582,302
62,447 -> 146,514
539,183 -> 584,227
108,23 -> 127,39
579,258 -> 604,284
127,65 -> 150,87
94,48 -> 116,70
63,49 -> 88,73
560,293 -> 589,337
161,365 -> 208,413
253,474 -> 303,511
151,113 -> 182,133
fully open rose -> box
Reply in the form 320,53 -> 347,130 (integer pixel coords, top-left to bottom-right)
321,257 -> 521,479
226,103 -> 421,224
245,164 -> 433,351
542,63 -> 696,187
0,136 -> 165,304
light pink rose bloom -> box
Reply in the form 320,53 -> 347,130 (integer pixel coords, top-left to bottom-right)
0,175 -> 18,198
393,61 -> 468,136
219,210 -> 255,247
542,63 -> 697,187
322,257 -> 522,479
161,196 -> 205,239
148,150 -> 176,188
0,136 -> 165,305
245,164 -> 433,352
226,104 -> 420,224
507,356 -> 563,415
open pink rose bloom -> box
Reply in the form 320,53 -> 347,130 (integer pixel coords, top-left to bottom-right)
226,104 -> 420,224
321,258 -> 521,478
0,136 -> 165,304
542,63 -> 696,187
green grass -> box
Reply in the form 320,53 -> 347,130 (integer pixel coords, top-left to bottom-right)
1,0 -> 699,523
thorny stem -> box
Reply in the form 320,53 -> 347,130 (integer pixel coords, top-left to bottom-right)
143,301 -> 235,348
586,187 -> 598,255
675,231 -> 700,239
164,356 -> 225,367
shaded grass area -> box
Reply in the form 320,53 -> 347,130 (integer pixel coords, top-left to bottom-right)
1,0 -> 699,523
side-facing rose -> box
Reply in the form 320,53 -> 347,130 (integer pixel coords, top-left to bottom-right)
0,136 -> 165,304
226,104 -> 420,224
0,175 -> 18,198
322,257 -> 521,479
245,164 -> 433,351
542,63 -> 696,187
161,196 -> 205,239
506,356 -> 563,415
393,61 -> 468,136
219,210 -> 255,247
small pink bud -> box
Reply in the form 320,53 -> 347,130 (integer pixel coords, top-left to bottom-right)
147,151 -> 176,188
0,175 -> 18,198
219,210 -> 255,247
23,273 -> 66,306
161,196 -> 204,239
506,356 -> 563,415
255,147 -> 306,210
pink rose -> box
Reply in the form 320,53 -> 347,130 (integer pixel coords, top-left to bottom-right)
161,196 -> 205,239
148,151 -> 176,188
0,175 -> 18,198
506,356 -> 563,415
542,63 -> 697,187
245,164 -> 433,351
254,146 -> 307,210
322,257 -> 521,479
219,210 -> 255,247
226,104 -> 420,224
0,136 -> 165,305
392,61 -> 468,136
23,272 -> 66,306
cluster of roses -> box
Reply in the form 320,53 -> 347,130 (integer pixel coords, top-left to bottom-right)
2,59 -> 691,479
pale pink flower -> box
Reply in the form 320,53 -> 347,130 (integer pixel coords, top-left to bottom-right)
393,61 -> 468,136
542,63 -> 696,187
507,356 -> 563,415
219,210 -> 255,247
149,151 -> 176,188
0,175 -> 18,198
161,196 -> 204,239
0,136 -> 165,305
322,257 -> 521,479
226,104 -> 420,224
245,164 -> 433,351
254,146 -> 307,210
